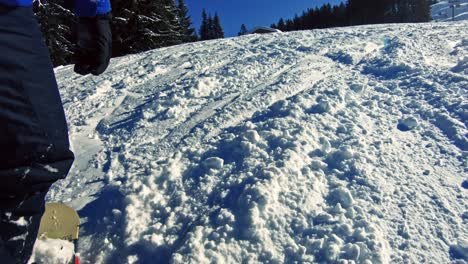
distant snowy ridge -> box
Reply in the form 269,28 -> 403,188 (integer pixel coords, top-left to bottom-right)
432,0 -> 468,21
37,21 -> 468,264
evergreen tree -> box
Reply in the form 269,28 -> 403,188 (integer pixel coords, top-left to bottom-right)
270,0 -> 432,33
213,13 -> 225,38
178,0 -> 197,42
199,9 -> 209,40
337,2 -> 348,26
319,4 -> 333,28
238,24 -> 248,36
285,19 -> 294,31
277,18 -> 286,31
199,10 -> 224,40
207,14 -> 215,39
347,0 -> 387,25
392,0 -> 414,22
192,31 -> 199,41
303,8 -> 317,29
292,14 -> 301,30
414,0 -> 431,22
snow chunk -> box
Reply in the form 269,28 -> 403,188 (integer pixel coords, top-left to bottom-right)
203,157 -> 224,170
343,243 -> 361,260
326,148 -> 355,169
243,130 -> 261,143
10,216 -> 28,227
309,99 -> 331,114
310,159 -> 327,170
29,239 -> 74,264
329,187 -> 354,208
127,255 -> 139,264
350,82 -> 366,93
216,209 -> 235,225
325,243 -> 341,261
191,77 -> 220,98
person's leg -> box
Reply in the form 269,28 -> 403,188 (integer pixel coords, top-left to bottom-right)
0,4 -> 74,263
0,193 -> 46,263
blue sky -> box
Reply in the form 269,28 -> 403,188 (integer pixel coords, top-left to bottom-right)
185,0 -> 342,37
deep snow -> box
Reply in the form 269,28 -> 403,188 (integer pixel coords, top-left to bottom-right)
31,21 -> 467,264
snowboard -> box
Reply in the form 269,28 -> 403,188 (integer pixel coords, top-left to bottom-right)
37,203 -> 80,264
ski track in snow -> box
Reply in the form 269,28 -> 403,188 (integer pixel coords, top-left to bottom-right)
42,22 -> 467,264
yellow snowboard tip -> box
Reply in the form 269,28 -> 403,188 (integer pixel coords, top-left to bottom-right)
38,203 -> 80,241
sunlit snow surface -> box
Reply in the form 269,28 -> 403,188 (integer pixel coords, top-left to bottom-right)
43,22 -> 467,263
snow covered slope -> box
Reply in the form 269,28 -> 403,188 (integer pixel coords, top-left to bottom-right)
36,21 -> 467,263
432,0 -> 468,21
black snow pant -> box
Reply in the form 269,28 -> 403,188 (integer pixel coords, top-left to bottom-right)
0,5 -> 74,263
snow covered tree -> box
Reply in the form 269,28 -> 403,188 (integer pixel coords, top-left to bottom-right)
33,0 -> 75,66
155,0 -> 184,45
111,0 -> 183,56
238,24 -> 248,36
177,0 -> 197,42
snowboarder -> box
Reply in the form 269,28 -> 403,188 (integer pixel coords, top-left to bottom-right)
0,0 -> 111,263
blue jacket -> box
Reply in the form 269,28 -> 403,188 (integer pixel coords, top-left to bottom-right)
0,0 -> 111,17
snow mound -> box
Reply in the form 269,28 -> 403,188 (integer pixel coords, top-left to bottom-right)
43,21 -> 468,263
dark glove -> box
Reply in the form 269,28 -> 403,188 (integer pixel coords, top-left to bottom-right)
74,13 -> 112,76
63,0 -> 74,11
